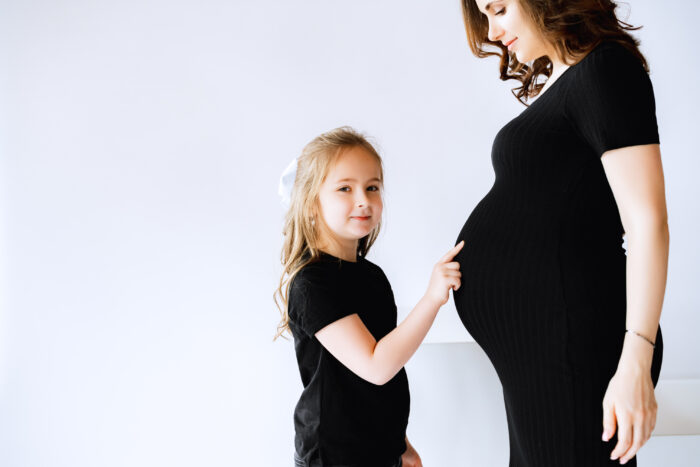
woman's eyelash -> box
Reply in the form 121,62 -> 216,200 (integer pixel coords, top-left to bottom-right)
495,8 -> 506,15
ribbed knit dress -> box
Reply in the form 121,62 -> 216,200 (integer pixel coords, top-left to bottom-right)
453,41 -> 664,466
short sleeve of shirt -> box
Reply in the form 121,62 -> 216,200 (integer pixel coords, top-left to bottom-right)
564,42 -> 660,158
288,263 -> 355,336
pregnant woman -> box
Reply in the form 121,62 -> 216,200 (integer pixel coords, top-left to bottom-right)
453,1 -> 668,465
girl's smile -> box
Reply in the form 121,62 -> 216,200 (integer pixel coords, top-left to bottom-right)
317,145 -> 383,260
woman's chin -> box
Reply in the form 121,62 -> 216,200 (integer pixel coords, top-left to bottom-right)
513,50 -> 531,63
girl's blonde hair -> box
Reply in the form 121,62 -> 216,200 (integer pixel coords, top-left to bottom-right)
273,126 -> 384,340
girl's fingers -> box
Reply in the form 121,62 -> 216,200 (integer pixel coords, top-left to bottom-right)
446,271 -> 461,290
443,262 -> 460,270
440,241 -> 464,263
610,414 -> 632,461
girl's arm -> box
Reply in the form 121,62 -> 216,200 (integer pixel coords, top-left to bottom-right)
314,241 -> 464,386
599,143 -> 669,464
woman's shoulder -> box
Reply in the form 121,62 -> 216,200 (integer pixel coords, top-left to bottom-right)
586,40 -> 630,57
564,40 -> 653,108
572,40 -> 647,78
563,40 -> 659,156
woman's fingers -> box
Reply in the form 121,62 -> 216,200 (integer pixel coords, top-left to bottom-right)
619,417 -> 647,464
610,414 -> 632,461
602,400 -> 616,442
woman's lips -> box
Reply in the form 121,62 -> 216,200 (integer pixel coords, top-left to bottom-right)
352,216 -> 371,221
506,38 -> 517,50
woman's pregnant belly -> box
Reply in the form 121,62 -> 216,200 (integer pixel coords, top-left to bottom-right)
453,188 -> 567,367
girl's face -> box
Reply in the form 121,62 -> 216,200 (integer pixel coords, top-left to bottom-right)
475,0 -> 549,63
317,146 -> 383,254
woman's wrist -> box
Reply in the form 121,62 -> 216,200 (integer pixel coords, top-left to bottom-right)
617,331 -> 655,372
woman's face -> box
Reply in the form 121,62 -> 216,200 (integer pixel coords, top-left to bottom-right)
474,0 -> 550,63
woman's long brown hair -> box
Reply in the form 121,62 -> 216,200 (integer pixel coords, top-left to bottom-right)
461,0 -> 649,105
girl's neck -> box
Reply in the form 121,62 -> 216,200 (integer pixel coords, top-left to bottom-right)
318,238 -> 358,263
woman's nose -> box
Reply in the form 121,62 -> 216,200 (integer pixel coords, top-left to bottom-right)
487,21 -> 503,42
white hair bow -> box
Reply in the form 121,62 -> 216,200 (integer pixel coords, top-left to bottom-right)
278,157 -> 298,209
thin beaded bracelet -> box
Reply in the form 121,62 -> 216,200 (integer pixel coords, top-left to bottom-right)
625,329 -> 656,348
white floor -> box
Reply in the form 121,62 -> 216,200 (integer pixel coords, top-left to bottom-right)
404,343 -> 700,466
640,436 -> 700,466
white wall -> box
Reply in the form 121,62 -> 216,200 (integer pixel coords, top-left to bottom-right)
0,1 -> 698,466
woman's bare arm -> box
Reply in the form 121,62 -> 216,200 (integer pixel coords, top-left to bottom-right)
600,143 -> 669,464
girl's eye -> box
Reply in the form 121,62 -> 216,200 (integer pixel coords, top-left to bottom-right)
495,8 -> 505,15
338,187 -> 350,192
367,185 -> 380,192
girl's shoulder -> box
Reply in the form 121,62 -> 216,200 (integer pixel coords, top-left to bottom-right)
291,258 -> 335,288
294,248 -> 390,273
291,254 -> 387,291
360,256 -> 389,279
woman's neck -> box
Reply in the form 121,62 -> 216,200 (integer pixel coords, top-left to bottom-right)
551,56 -> 571,77
537,48 -> 570,97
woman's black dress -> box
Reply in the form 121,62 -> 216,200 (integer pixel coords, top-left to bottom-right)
453,41 -> 664,466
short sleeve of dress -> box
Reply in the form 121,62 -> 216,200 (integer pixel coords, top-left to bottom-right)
564,42 -> 660,157
288,264 -> 354,336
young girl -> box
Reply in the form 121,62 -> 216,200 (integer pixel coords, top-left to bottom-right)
274,126 -> 464,467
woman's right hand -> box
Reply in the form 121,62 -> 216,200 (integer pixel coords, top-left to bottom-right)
425,240 -> 464,307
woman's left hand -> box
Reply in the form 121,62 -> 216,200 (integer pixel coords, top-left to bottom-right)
602,363 -> 657,464
401,437 -> 423,467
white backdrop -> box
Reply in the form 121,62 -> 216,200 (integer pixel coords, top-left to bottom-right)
1,0 -> 698,466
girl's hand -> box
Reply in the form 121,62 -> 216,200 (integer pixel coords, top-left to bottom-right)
425,241 -> 464,307
602,364 -> 657,464
401,437 -> 423,467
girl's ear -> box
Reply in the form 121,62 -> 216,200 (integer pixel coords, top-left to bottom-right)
308,205 -> 318,228
310,202 -> 320,225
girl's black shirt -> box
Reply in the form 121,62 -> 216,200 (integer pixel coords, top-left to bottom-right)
288,251 -> 410,467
